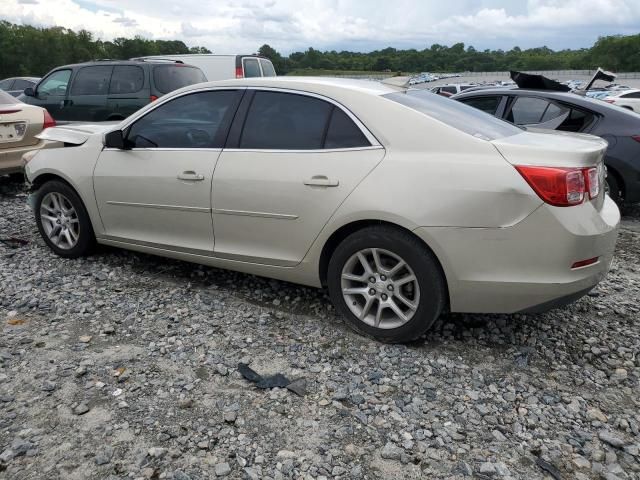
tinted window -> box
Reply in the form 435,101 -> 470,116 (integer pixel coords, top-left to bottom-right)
386,90 -> 521,140
38,70 -> 72,96
71,66 -> 113,95
540,102 -> 567,122
325,108 -> 370,149
127,90 -> 238,148
459,85 -> 473,91
259,59 -> 276,77
461,96 -> 502,115
109,66 -> 144,94
441,86 -> 457,94
0,79 -> 14,90
622,91 -> 640,98
557,107 -> 596,133
507,97 -> 551,124
243,58 -> 261,78
12,79 -> 35,90
240,91 -> 332,149
153,65 -> 206,94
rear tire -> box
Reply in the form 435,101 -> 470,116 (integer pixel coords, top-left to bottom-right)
327,226 -> 446,343
34,180 -> 95,258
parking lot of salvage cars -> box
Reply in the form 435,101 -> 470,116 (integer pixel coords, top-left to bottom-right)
0,176 -> 639,480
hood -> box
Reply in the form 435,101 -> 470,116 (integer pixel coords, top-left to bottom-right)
492,130 -> 607,168
36,122 -> 120,145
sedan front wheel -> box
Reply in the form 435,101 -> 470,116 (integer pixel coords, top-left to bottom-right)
328,226 -> 446,343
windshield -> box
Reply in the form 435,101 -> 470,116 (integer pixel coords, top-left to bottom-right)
153,65 -> 207,94
384,89 -> 522,140
0,90 -> 20,105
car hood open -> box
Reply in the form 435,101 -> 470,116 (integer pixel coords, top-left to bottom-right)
36,122 -> 120,145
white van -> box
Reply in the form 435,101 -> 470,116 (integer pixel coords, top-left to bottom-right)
133,54 -> 277,81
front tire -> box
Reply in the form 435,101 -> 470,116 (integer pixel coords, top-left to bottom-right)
34,180 -> 95,258
327,226 -> 446,343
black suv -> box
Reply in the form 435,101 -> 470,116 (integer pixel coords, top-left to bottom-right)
19,60 -> 207,122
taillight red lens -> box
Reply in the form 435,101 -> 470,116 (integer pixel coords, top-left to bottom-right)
235,66 -> 244,78
516,166 -> 585,206
571,257 -> 599,269
42,109 -> 56,130
585,167 -> 599,199
631,135 -> 640,143
150,95 -> 158,102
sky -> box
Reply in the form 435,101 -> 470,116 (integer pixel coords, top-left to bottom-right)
1,0 -> 639,54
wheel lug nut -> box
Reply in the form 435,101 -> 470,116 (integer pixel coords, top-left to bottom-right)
380,275 -> 386,281
369,288 -> 376,296
387,285 -> 394,291
381,294 -> 388,301
369,277 -> 376,283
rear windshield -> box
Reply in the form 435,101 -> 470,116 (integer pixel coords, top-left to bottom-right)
260,59 -> 276,77
385,90 -> 521,140
0,90 -> 20,105
153,65 -> 207,94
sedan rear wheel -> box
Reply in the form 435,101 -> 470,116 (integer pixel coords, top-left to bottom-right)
328,226 -> 446,343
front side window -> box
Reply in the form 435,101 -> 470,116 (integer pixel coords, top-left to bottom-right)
126,90 -> 239,149
109,66 -> 144,94
259,59 -> 276,77
13,79 -> 35,90
71,66 -> 113,95
243,58 -> 261,78
240,91 -> 333,149
461,96 -> 502,115
38,70 -> 72,96
507,96 -> 551,124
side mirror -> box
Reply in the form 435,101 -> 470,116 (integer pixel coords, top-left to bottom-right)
23,87 -> 35,97
104,130 -> 128,149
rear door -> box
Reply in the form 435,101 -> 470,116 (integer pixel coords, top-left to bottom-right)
107,65 -> 147,119
66,65 -> 114,121
211,89 -> 385,266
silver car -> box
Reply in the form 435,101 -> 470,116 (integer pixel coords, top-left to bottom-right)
23,77 -> 620,343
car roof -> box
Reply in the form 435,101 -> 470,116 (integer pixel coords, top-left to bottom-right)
52,60 -> 198,69
177,76 -> 400,97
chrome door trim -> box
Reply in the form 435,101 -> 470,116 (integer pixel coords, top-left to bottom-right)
106,200 -> 211,213
212,208 -> 298,220
99,234 -> 214,257
221,145 -> 384,154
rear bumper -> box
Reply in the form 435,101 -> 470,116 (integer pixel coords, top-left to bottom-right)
0,139 -> 61,174
414,196 -> 620,313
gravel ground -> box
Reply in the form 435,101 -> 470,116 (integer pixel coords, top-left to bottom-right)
0,175 -> 639,480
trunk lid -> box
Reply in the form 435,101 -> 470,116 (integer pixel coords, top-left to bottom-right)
0,103 -> 40,150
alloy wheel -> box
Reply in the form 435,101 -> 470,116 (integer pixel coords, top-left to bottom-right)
39,192 -> 80,250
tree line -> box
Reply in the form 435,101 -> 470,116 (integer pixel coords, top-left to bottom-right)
1,20 -> 639,79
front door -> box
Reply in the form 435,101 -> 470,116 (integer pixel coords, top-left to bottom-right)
94,89 -> 243,254
212,90 -> 385,266
29,69 -> 72,120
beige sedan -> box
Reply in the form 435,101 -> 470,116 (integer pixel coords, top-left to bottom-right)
0,90 -> 57,175
23,77 -> 620,343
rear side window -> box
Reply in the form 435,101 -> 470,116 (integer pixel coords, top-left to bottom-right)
386,90 -> 521,140
240,91 -> 332,149
557,107 -> 597,133
71,66 -> 113,95
259,59 -> 276,77
13,79 -> 35,90
153,65 -> 206,94
507,97 -> 550,124
0,79 -> 14,90
621,91 -> 640,98
441,86 -> 456,94
127,90 -> 239,149
110,66 -> 144,94
325,108 -> 370,149
460,96 -> 502,115
243,58 -> 261,78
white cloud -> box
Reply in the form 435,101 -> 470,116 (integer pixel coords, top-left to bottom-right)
0,0 -> 639,53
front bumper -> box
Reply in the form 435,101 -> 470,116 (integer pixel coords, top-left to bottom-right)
0,139 -> 61,175
414,196 -> 620,313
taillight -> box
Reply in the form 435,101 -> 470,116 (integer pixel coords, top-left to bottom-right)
43,109 -> 56,130
235,66 -> 244,78
150,95 -> 158,102
571,257 -> 599,269
516,165 -> 600,207
631,135 -> 640,143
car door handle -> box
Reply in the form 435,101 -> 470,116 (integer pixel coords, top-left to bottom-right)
177,171 -> 205,181
304,175 -> 339,187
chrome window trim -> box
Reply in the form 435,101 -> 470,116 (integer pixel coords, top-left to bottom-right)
222,146 -> 383,154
